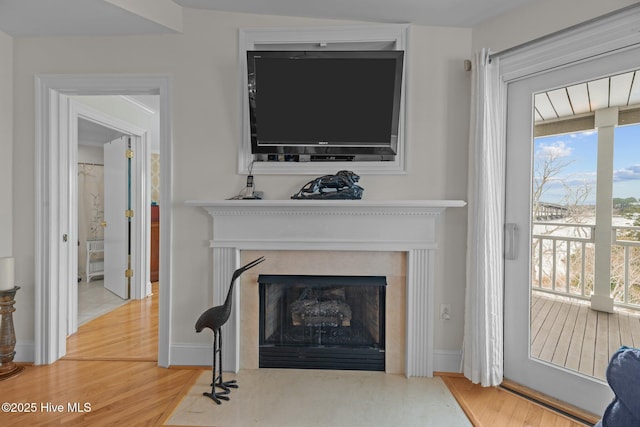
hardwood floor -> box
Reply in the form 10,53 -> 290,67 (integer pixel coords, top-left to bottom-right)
531,291 -> 640,380
4,283 -> 200,426
65,283 -> 159,361
2,360 -> 199,426
2,283 -> 603,426
441,374 -> 598,427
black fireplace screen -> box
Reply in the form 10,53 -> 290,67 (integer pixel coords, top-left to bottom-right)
258,274 -> 386,371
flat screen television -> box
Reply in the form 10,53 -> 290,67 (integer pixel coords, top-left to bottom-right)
247,50 -> 404,160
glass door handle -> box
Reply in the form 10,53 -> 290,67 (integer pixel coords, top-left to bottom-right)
505,223 -> 518,260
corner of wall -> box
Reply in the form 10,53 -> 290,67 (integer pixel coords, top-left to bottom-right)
0,30 -> 13,256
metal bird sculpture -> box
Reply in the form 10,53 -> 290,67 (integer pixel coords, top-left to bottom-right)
195,256 -> 265,404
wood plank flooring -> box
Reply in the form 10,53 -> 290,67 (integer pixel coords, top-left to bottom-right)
1,284 -> 603,426
2,360 -> 199,426
64,283 -> 158,361
441,374 -> 596,427
3,283 -> 200,426
531,292 -> 640,380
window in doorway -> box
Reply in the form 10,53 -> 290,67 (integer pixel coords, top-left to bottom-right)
530,69 -> 640,381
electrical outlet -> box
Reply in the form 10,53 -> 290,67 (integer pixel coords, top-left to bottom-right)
440,303 -> 451,320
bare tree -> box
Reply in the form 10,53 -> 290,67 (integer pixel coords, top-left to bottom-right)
532,142 -> 594,294
532,147 -> 573,213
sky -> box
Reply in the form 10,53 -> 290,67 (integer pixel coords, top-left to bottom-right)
534,123 -> 640,205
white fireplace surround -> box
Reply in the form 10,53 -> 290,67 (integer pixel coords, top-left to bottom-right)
186,199 -> 465,377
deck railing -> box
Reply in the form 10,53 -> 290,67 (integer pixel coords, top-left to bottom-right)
531,222 -> 640,309
612,225 -> 640,309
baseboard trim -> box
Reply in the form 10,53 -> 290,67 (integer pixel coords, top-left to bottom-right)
171,345 -> 463,376
14,341 -> 35,363
170,344 -> 212,368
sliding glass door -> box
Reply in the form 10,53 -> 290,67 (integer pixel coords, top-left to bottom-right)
504,44 -> 640,414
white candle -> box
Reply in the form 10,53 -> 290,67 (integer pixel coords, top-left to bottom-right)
0,256 -> 15,290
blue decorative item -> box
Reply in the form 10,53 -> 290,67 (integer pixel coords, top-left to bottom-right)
596,346 -> 640,426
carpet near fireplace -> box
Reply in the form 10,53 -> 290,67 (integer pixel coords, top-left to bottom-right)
163,368 -> 471,427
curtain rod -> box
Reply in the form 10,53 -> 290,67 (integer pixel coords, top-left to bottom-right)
464,3 -> 640,70
494,4 -> 638,59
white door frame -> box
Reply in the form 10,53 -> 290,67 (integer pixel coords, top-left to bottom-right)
35,75 -> 172,367
69,100 -> 150,336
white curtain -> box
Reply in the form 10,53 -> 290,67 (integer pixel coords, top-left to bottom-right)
463,49 -> 506,387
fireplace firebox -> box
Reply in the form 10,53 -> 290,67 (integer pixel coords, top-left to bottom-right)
258,275 -> 386,371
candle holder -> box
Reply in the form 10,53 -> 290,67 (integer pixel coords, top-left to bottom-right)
0,286 -> 24,381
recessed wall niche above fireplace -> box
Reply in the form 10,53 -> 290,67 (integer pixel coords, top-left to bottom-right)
238,24 -> 409,175
259,274 -> 386,371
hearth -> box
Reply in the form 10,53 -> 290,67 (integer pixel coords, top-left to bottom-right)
258,274 -> 386,371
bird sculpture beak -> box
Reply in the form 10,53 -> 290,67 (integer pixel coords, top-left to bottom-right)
239,256 -> 265,273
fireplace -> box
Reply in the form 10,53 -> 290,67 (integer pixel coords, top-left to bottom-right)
187,199 -> 465,376
259,274 -> 386,371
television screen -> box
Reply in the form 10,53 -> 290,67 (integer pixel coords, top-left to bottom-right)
247,50 -> 404,159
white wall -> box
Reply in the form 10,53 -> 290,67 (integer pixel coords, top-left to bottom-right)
0,30 -> 12,258
11,9 -> 471,363
78,145 -> 104,165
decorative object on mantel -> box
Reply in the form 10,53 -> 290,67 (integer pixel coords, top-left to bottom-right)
195,256 -> 265,404
291,170 -> 363,199
0,257 -> 24,381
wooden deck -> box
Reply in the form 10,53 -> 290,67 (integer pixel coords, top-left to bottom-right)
531,291 -> 640,380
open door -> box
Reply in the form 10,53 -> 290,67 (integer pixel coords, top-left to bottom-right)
103,136 -> 130,299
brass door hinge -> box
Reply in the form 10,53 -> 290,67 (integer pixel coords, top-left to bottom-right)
125,269 -> 133,278
125,209 -> 134,218
126,149 -> 134,159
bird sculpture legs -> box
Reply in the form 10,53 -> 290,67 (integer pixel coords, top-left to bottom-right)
214,328 -> 238,392
203,329 -> 238,404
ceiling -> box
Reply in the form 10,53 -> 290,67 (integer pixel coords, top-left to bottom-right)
0,0 -> 179,37
535,70 -> 640,123
78,95 -> 158,147
0,0 -> 533,37
78,118 -> 127,147
171,0 -> 533,28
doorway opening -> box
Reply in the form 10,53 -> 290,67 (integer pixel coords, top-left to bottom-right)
69,96 -> 158,331
35,75 -> 172,367
65,96 -> 159,360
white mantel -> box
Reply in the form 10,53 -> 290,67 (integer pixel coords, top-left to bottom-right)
186,199 -> 465,376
